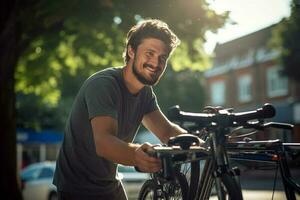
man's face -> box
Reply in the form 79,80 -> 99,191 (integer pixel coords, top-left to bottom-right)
129,38 -> 169,86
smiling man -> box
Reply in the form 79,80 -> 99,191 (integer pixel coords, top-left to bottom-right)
53,19 -> 188,200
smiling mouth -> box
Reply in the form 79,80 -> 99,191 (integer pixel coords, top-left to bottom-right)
143,64 -> 159,74
145,67 -> 156,73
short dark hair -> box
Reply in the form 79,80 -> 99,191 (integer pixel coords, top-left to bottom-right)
123,19 -> 180,64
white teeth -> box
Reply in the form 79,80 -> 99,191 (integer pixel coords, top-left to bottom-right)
146,68 -> 155,72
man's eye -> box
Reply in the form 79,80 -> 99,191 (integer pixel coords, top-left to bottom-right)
146,52 -> 153,57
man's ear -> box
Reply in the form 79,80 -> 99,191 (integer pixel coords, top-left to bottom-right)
128,45 -> 135,59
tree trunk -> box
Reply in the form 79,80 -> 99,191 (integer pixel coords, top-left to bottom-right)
0,0 -> 22,199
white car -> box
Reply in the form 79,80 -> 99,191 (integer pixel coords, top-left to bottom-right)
21,162 -> 149,200
21,161 -> 57,200
118,165 -> 150,199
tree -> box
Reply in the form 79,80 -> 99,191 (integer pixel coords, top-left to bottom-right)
154,66 -> 206,113
0,1 -> 22,199
271,0 -> 300,81
1,0 -> 228,199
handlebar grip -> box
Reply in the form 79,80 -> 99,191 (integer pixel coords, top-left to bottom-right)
233,103 -> 276,122
262,103 -> 276,118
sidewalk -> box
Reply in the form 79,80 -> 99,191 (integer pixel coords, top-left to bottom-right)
237,167 -> 300,191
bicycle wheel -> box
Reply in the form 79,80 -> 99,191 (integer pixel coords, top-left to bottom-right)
138,172 -> 188,200
209,173 -> 243,200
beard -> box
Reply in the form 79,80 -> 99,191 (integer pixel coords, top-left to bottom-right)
132,60 -> 162,86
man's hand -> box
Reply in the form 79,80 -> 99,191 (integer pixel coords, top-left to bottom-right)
134,143 -> 161,173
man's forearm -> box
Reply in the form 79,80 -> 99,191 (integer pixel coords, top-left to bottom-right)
159,122 -> 188,144
94,133 -> 140,166
170,122 -> 188,136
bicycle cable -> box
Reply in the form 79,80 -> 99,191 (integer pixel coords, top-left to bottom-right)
227,126 -> 259,140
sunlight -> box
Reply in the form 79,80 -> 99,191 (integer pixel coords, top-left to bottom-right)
204,0 -> 291,53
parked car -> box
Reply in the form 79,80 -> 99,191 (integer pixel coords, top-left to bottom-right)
20,161 -> 149,200
21,161 -> 57,200
118,164 -> 150,198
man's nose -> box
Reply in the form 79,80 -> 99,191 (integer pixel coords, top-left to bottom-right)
148,56 -> 160,68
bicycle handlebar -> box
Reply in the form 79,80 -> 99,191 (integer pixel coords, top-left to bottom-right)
168,103 -> 276,127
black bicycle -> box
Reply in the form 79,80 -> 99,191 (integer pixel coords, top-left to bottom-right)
137,104 -> 300,200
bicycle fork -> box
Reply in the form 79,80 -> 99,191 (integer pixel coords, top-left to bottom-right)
196,129 -> 243,200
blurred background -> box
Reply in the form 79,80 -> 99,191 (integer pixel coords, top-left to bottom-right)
1,0 -> 299,199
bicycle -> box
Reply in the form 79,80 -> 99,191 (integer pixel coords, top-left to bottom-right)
226,136 -> 300,200
137,104 -> 300,200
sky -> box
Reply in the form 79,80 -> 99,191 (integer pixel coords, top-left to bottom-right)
204,0 -> 292,53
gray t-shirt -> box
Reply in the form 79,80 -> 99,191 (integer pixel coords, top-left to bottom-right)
53,67 -> 158,195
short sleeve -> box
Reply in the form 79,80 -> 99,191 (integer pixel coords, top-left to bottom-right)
84,77 -> 119,120
144,87 -> 159,114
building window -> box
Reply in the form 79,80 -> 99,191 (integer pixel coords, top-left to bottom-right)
211,81 -> 225,106
256,47 -> 280,62
238,75 -> 252,103
239,50 -> 254,68
267,66 -> 288,97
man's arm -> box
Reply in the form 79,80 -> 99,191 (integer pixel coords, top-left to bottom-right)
91,116 -> 160,172
142,109 -> 188,144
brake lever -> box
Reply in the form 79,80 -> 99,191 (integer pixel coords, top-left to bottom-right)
242,121 -> 294,130
263,122 -> 294,130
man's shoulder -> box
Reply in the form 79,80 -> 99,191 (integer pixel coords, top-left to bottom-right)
85,67 -> 123,86
89,67 -> 122,79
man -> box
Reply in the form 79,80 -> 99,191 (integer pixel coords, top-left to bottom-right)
53,19 -> 188,200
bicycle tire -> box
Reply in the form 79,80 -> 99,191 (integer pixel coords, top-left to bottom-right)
211,173 -> 243,200
138,172 -> 188,200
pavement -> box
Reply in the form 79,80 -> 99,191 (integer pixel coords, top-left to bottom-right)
210,190 -> 300,200
210,167 -> 300,200
240,167 -> 300,182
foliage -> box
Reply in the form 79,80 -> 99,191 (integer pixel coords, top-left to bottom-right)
270,0 -> 300,82
16,93 -> 72,131
154,66 -> 205,113
16,0 -> 125,106
15,0 -> 228,130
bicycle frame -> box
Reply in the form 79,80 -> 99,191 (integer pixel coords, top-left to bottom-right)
195,126 -> 243,200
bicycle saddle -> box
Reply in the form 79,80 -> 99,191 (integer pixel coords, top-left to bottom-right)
168,134 -> 200,150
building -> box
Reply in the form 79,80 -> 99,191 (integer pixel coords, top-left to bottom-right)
17,128 -> 63,171
204,24 -> 300,142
